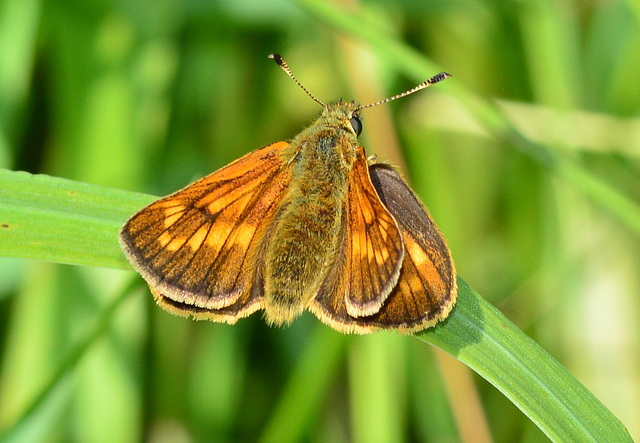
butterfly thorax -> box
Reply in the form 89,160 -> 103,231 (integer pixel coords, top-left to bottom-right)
263,102 -> 361,325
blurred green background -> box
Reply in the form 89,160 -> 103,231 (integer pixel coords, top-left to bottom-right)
1,0 -> 639,441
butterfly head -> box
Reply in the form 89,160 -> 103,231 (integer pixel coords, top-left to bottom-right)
319,100 -> 363,137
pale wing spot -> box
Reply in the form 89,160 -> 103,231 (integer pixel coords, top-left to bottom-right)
408,273 -> 424,294
188,225 -> 209,250
407,241 -> 429,268
207,196 -> 232,216
374,248 -> 382,265
205,185 -> 255,215
167,236 -> 188,252
397,278 -> 411,296
158,200 -> 184,210
363,208 -> 373,224
164,210 -> 184,228
205,222 -> 234,252
378,218 -> 390,230
231,223 -> 257,250
158,231 -> 173,247
361,194 -> 374,224
352,230 -> 361,257
408,241 -> 445,293
359,230 -> 368,263
379,224 -> 388,242
366,235 -> 374,262
381,245 -> 389,262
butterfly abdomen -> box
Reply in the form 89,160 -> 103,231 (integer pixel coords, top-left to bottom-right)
262,127 -> 356,325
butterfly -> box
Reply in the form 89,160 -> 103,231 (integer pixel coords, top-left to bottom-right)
119,54 -> 457,334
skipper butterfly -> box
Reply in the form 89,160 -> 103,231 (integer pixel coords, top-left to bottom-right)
119,54 -> 456,334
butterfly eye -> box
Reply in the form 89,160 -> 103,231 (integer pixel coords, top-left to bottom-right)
349,116 -> 362,136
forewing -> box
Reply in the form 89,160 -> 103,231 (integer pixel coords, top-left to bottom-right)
343,146 -> 404,317
119,141 -> 292,321
310,163 -> 456,334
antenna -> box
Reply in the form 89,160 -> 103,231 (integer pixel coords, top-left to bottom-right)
358,72 -> 452,110
268,53 -> 326,107
269,53 -> 451,111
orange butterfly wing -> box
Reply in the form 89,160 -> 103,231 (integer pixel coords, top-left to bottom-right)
343,147 -> 404,316
119,141 -> 293,323
311,159 -> 456,334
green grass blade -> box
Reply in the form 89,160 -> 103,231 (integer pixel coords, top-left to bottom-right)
0,169 -> 154,269
0,169 -> 631,441
419,279 -> 631,442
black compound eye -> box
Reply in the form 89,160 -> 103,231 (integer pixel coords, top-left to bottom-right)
349,116 -> 362,135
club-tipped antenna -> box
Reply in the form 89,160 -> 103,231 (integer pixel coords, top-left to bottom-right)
269,53 -> 326,108
358,72 -> 452,111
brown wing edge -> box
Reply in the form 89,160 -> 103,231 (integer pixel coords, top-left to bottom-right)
309,163 -> 457,334
150,289 -> 260,324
